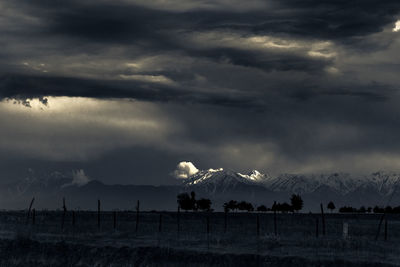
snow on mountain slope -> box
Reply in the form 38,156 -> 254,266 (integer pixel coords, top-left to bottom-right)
181,167 -> 400,197
182,168 -> 268,194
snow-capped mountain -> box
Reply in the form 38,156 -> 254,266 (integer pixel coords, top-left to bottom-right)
3,167 -> 400,211
182,168 -> 400,198
183,168 -> 270,194
7,171 -> 72,197
179,168 -> 400,210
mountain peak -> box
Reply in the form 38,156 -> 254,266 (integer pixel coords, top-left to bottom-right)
237,170 -> 268,182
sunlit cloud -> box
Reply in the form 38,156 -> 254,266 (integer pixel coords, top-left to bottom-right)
393,20 -> 400,32
119,74 -> 177,86
0,97 -> 179,161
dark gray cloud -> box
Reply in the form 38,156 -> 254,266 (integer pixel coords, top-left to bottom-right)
0,0 -> 400,184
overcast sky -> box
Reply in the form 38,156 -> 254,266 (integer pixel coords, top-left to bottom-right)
1,0 -> 400,185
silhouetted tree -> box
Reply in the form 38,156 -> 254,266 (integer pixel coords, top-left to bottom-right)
197,198 -> 212,212
373,206 -> 385,214
290,194 -> 303,212
177,193 -> 193,211
393,206 -> 400,213
327,201 -> 335,213
367,207 -> 372,213
359,206 -> 366,213
257,205 -> 268,212
190,191 -> 197,211
339,206 -> 357,213
238,201 -> 254,212
385,205 -> 393,214
223,200 -> 238,212
281,202 -> 293,213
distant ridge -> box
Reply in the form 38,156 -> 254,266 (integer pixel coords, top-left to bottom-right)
1,169 -> 400,211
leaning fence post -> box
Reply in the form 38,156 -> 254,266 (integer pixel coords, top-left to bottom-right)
135,200 -> 140,233
97,199 -> 101,230
26,197 -> 35,225
320,203 -> 326,236
375,213 -> 385,241
32,208 -> 36,225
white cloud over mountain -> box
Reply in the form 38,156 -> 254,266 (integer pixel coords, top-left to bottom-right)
173,161 -> 199,179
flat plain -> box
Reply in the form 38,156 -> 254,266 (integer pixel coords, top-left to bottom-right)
0,211 -> 399,266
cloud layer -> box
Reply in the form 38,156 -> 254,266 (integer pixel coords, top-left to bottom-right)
1,0 -> 400,184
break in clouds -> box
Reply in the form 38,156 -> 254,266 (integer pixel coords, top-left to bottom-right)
1,0 -> 400,184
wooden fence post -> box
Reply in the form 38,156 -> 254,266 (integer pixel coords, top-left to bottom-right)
177,206 -> 181,239
273,201 -> 277,236
375,213 -> 385,241
158,213 -> 162,233
61,197 -> 67,230
320,203 -> 326,236
97,199 -> 101,230
224,211 -> 227,233
343,222 -> 349,239
113,211 -> 117,230
384,218 -> 388,241
135,200 -> 140,233
206,215 -> 210,250
26,197 -> 35,225
32,209 -> 36,225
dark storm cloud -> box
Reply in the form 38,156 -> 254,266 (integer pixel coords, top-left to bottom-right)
2,0 -> 398,83
187,48 -> 332,73
1,0 -> 400,182
0,73 -> 263,109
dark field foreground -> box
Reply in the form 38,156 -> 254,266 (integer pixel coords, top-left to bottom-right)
0,211 -> 400,266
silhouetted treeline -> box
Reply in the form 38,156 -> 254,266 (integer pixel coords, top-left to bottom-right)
223,194 -> 304,213
177,192 -> 212,211
339,205 -> 400,214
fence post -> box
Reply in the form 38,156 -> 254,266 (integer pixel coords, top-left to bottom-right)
112,211 -> 116,230
32,208 -> 36,225
384,218 -> 388,241
61,197 -> 67,230
343,222 -> 348,239
256,214 -> 260,237
26,197 -> 35,225
273,201 -> 277,236
224,211 -> 227,233
177,206 -> 181,239
135,200 -> 140,233
206,214 -> 210,250
316,218 -> 319,238
97,199 -> 101,230
375,213 -> 385,241
158,213 -> 162,233
320,203 -> 326,236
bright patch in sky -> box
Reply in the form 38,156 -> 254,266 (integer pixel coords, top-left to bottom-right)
394,20 -> 400,32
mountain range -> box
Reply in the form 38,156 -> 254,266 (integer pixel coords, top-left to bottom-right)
1,168 -> 400,211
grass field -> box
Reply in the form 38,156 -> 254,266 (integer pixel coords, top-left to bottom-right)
0,211 -> 399,266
